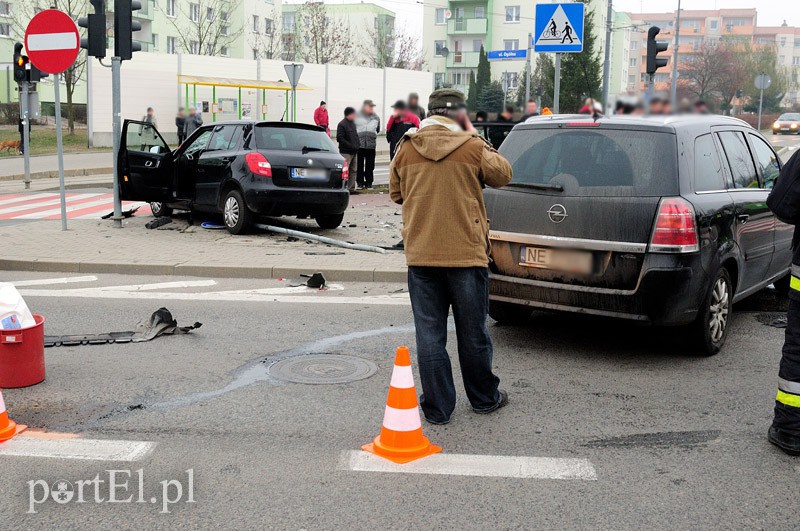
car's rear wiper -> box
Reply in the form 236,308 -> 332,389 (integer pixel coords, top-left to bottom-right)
301,146 -> 328,154
507,182 -> 564,192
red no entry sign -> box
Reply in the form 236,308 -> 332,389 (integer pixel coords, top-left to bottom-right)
24,9 -> 80,75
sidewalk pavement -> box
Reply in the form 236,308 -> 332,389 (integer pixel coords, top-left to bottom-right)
1,193 -> 408,282
0,137 -> 391,181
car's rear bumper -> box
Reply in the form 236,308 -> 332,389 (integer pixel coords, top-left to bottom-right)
245,188 -> 349,217
489,259 -> 707,325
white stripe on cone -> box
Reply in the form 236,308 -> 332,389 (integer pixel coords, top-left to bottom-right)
27,32 -> 78,51
382,405 -> 422,432
389,365 -> 415,389
0,392 -> 5,414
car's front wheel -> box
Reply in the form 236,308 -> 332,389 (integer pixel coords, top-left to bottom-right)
222,190 -> 251,235
315,213 -> 344,229
150,202 -> 172,217
691,268 -> 732,356
489,300 -> 532,325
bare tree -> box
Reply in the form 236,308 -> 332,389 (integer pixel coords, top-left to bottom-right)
249,5 -> 281,60
11,0 -> 89,135
679,41 -> 728,102
160,0 -> 244,56
293,1 -> 353,65
359,24 -> 424,70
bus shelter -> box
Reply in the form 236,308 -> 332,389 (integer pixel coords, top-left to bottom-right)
177,74 -> 312,122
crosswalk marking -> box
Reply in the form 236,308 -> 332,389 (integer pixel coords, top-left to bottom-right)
0,433 -> 156,461
0,193 -> 150,220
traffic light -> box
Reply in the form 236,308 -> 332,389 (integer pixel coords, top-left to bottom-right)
646,26 -> 669,75
114,0 -> 142,61
28,65 -> 48,83
13,42 -> 28,83
78,0 -> 106,59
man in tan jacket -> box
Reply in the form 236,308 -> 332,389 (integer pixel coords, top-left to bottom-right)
389,89 -> 513,424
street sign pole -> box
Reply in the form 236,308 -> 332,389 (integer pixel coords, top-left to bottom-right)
754,72 -> 771,131
20,81 -> 31,189
601,0 -> 613,112
758,84 -> 765,131
53,77 -> 67,231
525,32 -> 532,104
553,53 -> 561,114
111,56 -> 122,228
284,63 -> 303,122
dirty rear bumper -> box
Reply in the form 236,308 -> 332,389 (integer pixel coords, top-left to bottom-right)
245,188 -> 349,217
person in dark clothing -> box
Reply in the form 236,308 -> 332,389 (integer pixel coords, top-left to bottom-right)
489,105 -> 515,149
520,99 -> 539,121
355,99 -> 380,189
407,92 -> 426,122
175,107 -> 187,145
18,116 -> 26,155
386,100 -> 420,160
475,110 -> 488,122
766,149 -> 800,456
336,107 -> 360,192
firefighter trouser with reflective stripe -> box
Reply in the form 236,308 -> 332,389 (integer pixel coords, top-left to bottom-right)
774,291 -> 800,436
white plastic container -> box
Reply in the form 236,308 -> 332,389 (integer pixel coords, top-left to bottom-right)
0,283 -> 35,330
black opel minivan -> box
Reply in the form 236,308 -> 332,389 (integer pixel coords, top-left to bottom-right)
485,115 -> 789,355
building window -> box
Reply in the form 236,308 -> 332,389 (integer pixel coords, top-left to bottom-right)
166,36 -> 177,54
756,36 -> 770,45
0,22 -> 9,37
221,25 -> 229,36
505,6 -> 520,23
166,0 -> 176,17
283,12 -> 295,32
628,74 -> 636,85
472,39 -> 482,52
709,20 -> 718,30
681,20 -> 699,28
435,8 -> 446,25
452,72 -> 467,85
253,48 -> 259,60
793,57 -> 800,66
434,72 -> 446,89
474,6 -> 484,18
189,3 -> 199,22
502,72 -> 518,89
434,40 -> 446,57
724,18 -> 746,27
503,39 -> 519,50
221,11 -> 228,22
189,41 -> 199,54
265,18 -> 273,34
629,57 -> 637,67
220,46 -> 228,57
206,7 -> 214,21
252,15 -> 259,33
0,2 -> 10,16
630,40 -> 638,51
152,33 -> 158,50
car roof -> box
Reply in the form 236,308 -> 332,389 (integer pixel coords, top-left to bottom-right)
203,120 -> 326,132
516,113 -> 754,132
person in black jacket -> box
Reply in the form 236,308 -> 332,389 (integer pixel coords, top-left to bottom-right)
766,149 -> 800,456
175,107 -> 186,145
336,107 -> 360,192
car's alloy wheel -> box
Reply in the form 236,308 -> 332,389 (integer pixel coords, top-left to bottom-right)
708,276 -> 729,344
224,196 -> 240,228
150,202 -> 172,217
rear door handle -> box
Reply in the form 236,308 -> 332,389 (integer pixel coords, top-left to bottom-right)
737,213 -> 750,224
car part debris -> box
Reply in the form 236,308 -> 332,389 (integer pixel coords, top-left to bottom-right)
44,308 -> 201,348
101,206 -> 140,220
200,221 -> 225,230
145,217 -> 172,229
255,223 -> 386,254
304,251 -> 346,256
303,273 -> 327,288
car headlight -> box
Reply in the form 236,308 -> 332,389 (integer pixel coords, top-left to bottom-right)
773,122 -> 781,128
792,123 -> 798,129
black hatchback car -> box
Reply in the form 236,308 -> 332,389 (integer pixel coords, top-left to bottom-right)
118,120 -> 349,233
485,115 -> 789,355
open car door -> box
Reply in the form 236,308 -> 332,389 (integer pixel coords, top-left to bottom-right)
118,120 -> 173,202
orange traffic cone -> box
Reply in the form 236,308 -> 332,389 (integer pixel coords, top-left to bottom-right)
362,346 -> 441,464
0,388 -> 25,442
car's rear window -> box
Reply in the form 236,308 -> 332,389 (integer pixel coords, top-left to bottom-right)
499,127 -> 679,197
254,126 -> 337,152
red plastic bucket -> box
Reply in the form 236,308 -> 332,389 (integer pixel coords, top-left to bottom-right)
0,314 -> 45,388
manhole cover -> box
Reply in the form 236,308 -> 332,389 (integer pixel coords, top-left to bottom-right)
267,354 -> 378,384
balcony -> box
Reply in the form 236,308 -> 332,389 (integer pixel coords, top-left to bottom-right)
446,50 -> 479,68
447,18 -> 487,35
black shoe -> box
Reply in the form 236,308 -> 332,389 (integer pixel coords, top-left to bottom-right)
424,415 -> 451,425
473,390 -> 509,415
768,426 -> 800,455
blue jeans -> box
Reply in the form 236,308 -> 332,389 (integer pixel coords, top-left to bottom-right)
408,266 -> 501,423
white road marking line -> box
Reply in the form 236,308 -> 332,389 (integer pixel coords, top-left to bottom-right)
0,436 -> 156,461
0,193 -> 98,216
9,276 -> 98,287
69,280 -> 219,293
26,32 -> 78,51
209,284 -> 344,295
340,450 -> 598,480
0,193 -> 59,207
15,197 -> 120,219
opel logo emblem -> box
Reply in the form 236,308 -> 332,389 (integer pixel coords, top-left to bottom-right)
547,204 -> 568,223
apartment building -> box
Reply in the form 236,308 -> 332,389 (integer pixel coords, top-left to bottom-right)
281,2 -> 396,65
753,22 -> 800,105
422,0 -> 610,99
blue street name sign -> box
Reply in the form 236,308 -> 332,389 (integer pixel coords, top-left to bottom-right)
487,49 -> 527,61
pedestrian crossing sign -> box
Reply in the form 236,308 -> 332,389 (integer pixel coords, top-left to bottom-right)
534,3 -> 585,53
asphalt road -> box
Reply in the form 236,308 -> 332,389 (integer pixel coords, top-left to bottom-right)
0,271 -> 797,528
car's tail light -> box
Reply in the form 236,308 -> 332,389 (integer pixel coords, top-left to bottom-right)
341,161 -> 349,182
649,197 -> 699,253
245,152 -> 272,177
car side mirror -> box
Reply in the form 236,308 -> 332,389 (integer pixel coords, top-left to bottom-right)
149,146 -> 161,154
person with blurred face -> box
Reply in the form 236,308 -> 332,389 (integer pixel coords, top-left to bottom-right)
336,107 -> 360,192
520,99 -> 539,121
386,100 -> 420,160
407,92 -> 426,122
354,99 -> 380,189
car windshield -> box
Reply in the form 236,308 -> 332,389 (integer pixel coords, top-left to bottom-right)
499,127 -> 679,197
778,114 -> 800,121
254,126 -> 337,152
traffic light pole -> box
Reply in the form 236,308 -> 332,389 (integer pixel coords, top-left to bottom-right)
111,57 -> 123,228
19,81 -> 31,188
553,53 -> 561,114
601,0 -> 613,113
524,32 -> 532,104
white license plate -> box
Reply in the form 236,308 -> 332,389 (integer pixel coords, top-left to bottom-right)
291,168 -> 327,180
519,246 -> 593,274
